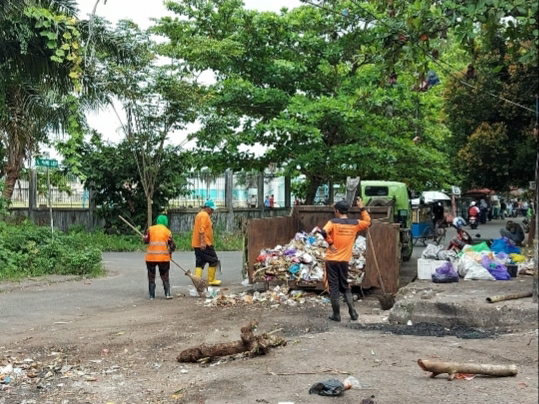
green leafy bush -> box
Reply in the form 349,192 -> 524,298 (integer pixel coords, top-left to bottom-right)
0,221 -> 103,280
67,226 -> 244,252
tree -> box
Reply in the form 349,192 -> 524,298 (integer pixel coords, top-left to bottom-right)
75,133 -> 192,231
95,21 -> 203,227
153,0 -> 453,203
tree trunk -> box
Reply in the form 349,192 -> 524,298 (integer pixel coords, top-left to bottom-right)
146,194 -> 152,229
177,320 -> 286,363
2,164 -> 21,200
533,148 -> 538,303
418,359 -> 518,380
305,178 -> 321,205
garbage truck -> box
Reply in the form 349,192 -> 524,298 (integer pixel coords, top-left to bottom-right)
243,204 -> 402,293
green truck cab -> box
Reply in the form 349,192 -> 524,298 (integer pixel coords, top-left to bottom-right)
360,180 -> 413,262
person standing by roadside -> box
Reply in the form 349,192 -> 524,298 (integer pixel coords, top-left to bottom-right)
143,215 -> 176,299
500,199 -> 507,219
315,197 -> 371,322
264,195 -> 270,208
269,194 -> 275,208
191,200 -> 222,286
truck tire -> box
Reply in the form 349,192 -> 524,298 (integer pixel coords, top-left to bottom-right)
401,230 -> 413,262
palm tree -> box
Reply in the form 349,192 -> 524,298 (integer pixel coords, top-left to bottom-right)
1,1 -> 131,199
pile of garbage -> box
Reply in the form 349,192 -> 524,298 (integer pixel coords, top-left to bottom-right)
253,231 -> 367,285
199,285 -> 330,308
422,237 -> 535,283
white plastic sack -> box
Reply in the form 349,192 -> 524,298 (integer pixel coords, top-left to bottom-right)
353,236 -> 367,254
422,243 -> 443,259
310,265 -> 324,281
437,249 -> 458,262
457,256 -> 495,281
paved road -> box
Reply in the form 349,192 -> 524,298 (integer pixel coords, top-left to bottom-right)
0,219 -> 518,338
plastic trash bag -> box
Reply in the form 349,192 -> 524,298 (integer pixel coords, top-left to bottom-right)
481,256 -> 510,281
437,249 -> 458,262
432,262 -> 459,283
456,256 -> 495,280
422,244 -> 444,259
468,242 -> 491,254
308,379 -> 345,397
509,253 -> 526,263
490,238 -> 521,255
343,376 -> 361,390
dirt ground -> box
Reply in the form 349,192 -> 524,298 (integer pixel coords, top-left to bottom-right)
1,291 -> 538,404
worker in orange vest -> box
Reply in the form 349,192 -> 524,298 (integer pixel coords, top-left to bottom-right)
143,215 -> 176,299
191,200 -> 221,286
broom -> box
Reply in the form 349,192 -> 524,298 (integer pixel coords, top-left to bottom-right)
367,228 -> 395,310
118,215 -> 208,297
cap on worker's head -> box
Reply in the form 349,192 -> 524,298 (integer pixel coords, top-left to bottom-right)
204,199 -> 216,210
156,214 -> 168,227
470,201 -> 476,206
334,200 -> 349,214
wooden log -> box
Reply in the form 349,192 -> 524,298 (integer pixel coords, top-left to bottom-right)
486,291 -> 533,303
177,320 -> 287,363
418,359 -> 518,381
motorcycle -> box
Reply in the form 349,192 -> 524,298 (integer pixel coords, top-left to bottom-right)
469,214 -> 478,229
522,217 -> 530,233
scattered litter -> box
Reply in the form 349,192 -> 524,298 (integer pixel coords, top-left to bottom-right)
309,378 -> 345,397
180,369 -> 188,374
407,320 -> 413,326
201,285 -> 329,308
455,373 -> 476,380
343,376 -> 361,389
253,231 -> 366,285
241,279 -> 250,286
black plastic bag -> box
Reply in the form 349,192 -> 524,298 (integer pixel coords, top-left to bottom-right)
308,379 -> 345,397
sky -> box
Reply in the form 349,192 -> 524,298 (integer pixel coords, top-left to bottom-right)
44,0 -> 302,160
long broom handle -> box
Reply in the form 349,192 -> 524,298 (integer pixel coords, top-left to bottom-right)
118,215 -> 190,275
367,228 -> 386,294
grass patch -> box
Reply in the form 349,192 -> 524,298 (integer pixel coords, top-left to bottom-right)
67,225 -> 244,252
0,221 -> 103,281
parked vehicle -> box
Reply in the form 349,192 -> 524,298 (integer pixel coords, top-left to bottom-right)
360,181 -> 413,262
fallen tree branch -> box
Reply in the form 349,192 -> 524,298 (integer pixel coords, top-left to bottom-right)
486,291 -> 532,303
418,359 -> 518,381
177,320 -> 286,363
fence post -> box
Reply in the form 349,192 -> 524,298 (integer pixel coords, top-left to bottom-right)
28,169 -> 37,223
88,187 -> 95,231
257,171 -> 265,216
284,175 -> 291,208
225,169 -> 234,232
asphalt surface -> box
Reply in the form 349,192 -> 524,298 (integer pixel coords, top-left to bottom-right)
0,219 -> 520,338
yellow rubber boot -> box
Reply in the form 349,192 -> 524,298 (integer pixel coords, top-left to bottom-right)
208,266 -> 222,286
194,267 -> 203,278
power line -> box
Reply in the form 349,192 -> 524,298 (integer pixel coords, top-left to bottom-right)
301,0 -> 536,114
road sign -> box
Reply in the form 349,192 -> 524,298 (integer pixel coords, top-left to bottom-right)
35,158 -> 58,168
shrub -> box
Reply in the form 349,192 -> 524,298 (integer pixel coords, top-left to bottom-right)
0,221 -> 103,281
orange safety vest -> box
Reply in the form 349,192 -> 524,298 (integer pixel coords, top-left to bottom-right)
145,225 -> 172,262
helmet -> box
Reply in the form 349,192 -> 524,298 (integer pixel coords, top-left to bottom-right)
156,215 -> 168,227
204,199 -> 216,210
470,201 -> 476,206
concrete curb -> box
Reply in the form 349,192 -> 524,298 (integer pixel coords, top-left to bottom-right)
389,279 -> 539,329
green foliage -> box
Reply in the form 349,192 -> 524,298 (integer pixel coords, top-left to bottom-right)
154,0 -> 454,202
0,221 -> 103,281
443,40 -> 538,190
0,180 -> 11,216
66,133 -> 192,231
66,225 -> 243,252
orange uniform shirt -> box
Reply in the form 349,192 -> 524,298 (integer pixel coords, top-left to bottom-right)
191,210 -> 214,248
323,210 -> 371,262
145,225 -> 173,262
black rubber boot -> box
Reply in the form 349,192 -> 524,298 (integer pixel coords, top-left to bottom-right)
163,281 -> 172,299
329,297 -> 341,322
344,291 -> 359,321
149,283 -> 156,299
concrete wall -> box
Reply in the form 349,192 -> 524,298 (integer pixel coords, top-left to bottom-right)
9,207 -> 103,232
168,207 -> 291,233
9,207 -> 291,233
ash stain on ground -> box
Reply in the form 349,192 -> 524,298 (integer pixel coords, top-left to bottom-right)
347,322 -> 497,339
